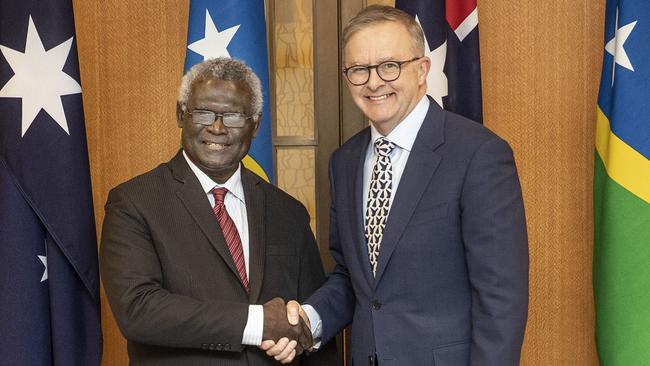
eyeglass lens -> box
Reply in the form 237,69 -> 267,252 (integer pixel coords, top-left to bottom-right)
190,111 -> 247,127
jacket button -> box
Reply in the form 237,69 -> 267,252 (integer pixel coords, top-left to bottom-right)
369,354 -> 375,365
208,343 -> 215,350
371,299 -> 382,310
201,343 -> 208,350
216,343 -> 223,351
224,343 -> 231,351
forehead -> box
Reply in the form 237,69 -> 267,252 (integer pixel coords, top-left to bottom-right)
344,21 -> 414,63
187,77 -> 252,109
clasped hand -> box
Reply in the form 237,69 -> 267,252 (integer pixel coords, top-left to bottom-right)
260,298 -> 311,364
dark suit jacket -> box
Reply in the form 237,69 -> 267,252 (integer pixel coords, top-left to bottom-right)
306,99 -> 529,366
100,151 -> 337,366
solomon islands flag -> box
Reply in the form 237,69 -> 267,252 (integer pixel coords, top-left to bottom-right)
593,1 -> 650,365
184,0 -> 275,183
0,0 -> 102,365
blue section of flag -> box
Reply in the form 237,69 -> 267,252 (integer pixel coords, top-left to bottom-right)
0,1 -> 102,365
598,0 -> 650,159
184,0 -> 275,182
396,0 -> 483,123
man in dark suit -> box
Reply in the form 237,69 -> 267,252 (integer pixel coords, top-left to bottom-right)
265,5 -> 529,366
100,57 -> 335,366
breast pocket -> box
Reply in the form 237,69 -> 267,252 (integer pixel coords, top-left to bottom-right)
408,202 -> 449,226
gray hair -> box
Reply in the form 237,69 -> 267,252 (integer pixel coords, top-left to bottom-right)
177,57 -> 263,115
342,5 -> 425,60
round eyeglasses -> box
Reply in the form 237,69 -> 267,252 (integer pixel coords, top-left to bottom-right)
187,110 -> 256,128
342,56 -> 422,86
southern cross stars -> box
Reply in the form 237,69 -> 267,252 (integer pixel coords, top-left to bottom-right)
0,15 -> 81,137
187,9 -> 240,60
415,16 -> 448,108
605,8 -> 637,86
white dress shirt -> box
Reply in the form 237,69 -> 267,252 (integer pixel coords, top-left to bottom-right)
304,95 -> 430,348
183,151 -> 264,346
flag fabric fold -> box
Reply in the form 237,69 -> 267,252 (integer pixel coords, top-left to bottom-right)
184,0 -> 275,182
593,1 -> 650,365
396,0 -> 483,123
0,1 -> 102,365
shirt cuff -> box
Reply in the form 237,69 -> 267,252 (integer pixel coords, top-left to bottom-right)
242,304 -> 264,346
302,304 -> 323,350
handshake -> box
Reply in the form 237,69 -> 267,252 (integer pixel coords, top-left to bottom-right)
260,298 -> 311,364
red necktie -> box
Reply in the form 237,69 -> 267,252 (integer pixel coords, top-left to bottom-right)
211,187 -> 249,291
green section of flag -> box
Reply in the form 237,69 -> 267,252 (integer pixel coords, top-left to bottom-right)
594,153 -> 650,366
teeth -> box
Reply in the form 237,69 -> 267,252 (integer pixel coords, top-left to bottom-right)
368,94 -> 390,101
205,142 -> 227,151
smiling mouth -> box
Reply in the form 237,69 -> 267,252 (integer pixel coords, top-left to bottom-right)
204,141 -> 229,151
366,92 -> 394,101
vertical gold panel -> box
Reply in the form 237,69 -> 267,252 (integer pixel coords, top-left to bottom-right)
274,0 -> 315,138
479,1 -> 603,365
276,148 -> 317,234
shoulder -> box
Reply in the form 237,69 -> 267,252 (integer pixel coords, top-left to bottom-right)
438,109 -> 513,157
107,159 -> 175,204
245,171 -> 311,222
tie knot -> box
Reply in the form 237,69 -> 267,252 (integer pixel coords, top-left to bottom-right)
374,137 -> 395,157
211,187 -> 229,205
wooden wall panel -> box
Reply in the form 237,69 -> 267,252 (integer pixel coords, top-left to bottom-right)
72,0 -> 606,364
479,1 -> 604,365
73,1 -> 189,365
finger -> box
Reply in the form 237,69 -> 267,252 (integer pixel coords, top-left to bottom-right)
274,340 -> 297,361
297,319 -> 314,351
259,340 -> 275,351
286,300 -> 301,325
265,337 -> 290,357
280,349 -> 297,364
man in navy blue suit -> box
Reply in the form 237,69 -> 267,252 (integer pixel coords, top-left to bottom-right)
262,5 -> 528,365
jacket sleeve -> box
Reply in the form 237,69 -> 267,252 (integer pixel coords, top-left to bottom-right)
99,188 -> 249,351
304,157 -> 356,345
460,137 -> 529,366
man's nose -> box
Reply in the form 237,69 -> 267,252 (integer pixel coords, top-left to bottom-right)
208,116 -> 227,133
365,68 -> 385,90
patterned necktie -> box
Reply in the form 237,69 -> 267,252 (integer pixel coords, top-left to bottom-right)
211,187 -> 249,291
365,137 -> 395,276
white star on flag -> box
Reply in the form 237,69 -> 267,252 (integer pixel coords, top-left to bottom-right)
38,255 -> 48,282
605,8 -> 637,86
187,9 -> 240,60
416,16 -> 448,107
0,15 -> 81,137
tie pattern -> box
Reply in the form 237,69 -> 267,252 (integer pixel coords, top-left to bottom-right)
365,137 -> 395,276
211,187 -> 249,291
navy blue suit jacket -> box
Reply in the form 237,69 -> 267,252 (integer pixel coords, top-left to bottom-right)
307,100 -> 528,366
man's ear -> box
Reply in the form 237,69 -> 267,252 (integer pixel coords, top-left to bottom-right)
176,103 -> 184,128
417,56 -> 431,85
251,113 -> 261,138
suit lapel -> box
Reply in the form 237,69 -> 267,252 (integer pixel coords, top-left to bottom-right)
373,102 -> 446,284
170,152 -> 243,291
242,169 -> 265,304
349,129 -> 376,287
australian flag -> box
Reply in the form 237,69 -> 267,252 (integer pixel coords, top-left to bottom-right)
396,0 -> 483,123
184,0 -> 275,183
0,1 -> 102,365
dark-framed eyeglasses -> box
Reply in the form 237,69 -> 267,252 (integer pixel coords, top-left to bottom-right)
186,110 -> 256,128
342,56 -> 423,86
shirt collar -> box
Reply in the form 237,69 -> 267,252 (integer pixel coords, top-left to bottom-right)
370,95 -> 429,152
182,150 -> 245,204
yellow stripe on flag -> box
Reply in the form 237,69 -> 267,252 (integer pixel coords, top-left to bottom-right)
242,154 -> 270,183
596,106 -> 650,203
